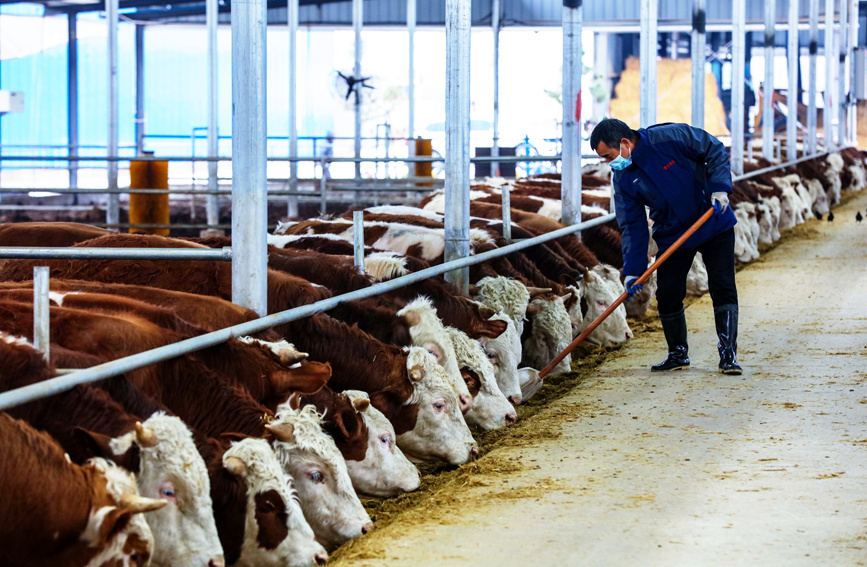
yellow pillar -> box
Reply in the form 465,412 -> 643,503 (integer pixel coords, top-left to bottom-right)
129,153 -> 170,235
415,138 -> 433,187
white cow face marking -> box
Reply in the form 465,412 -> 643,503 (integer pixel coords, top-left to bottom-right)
342,390 -> 420,497
396,347 -> 478,464
478,314 -> 522,405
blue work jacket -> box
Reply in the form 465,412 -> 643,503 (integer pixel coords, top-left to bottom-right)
612,123 -> 738,277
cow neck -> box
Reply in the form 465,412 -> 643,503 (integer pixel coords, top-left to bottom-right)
299,387 -> 369,462
197,437 -> 247,566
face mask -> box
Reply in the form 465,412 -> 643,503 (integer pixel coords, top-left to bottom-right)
609,144 -> 632,171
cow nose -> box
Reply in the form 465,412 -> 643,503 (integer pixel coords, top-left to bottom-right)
626,330 -> 634,340
505,412 -> 518,425
469,446 -> 479,461
507,394 -> 522,406
209,557 -> 226,567
361,523 -> 373,535
314,552 -> 329,566
458,394 -> 473,413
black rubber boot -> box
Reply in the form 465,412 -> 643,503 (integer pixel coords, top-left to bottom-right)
715,304 -> 743,375
651,309 -> 690,372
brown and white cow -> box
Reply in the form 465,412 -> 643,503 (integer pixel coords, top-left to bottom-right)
0,410 -> 163,567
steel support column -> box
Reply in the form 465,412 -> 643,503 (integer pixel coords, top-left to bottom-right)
837,0 -> 848,144
847,0 -> 857,143
135,25 -> 145,155
807,0 -> 819,154
231,0 -> 269,315
763,0 -> 776,161
787,0 -> 800,160
407,0 -> 416,162
33,267 -> 50,362
561,0 -> 582,227
67,13 -> 79,193
206,0 -> 220,230
691,0 -> 706,129
492,0 -> 501,178
106,0 -> 120,226
640,0 -> 658,126
823,0 -> 835,148
731,0 -> 746,174
287,0 -> 299,218
353,0 -> 363,180
443,0 -> 471,292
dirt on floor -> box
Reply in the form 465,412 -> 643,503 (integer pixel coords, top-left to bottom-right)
329,190 -> 867,567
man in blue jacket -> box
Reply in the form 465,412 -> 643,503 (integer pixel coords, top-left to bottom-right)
590,118 -> 742,375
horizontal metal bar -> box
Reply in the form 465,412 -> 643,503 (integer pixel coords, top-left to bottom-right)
0,247 -> 233,261
732,149 -> 838,183
0,212 -> 613,411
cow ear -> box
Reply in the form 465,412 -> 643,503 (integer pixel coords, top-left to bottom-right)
467,284 -> 479,295
94,507 -> 133,547
526,303 -> 543,316
403,310 -> 421,326
352,397 -> 370,413
218,432 -> 249,444
409,365 -> 425,382
476,304 -> 496,319
333,408 -> 358,440
265,422 -> 296,443
223,456 -> 248,477
73,427 -> 116,460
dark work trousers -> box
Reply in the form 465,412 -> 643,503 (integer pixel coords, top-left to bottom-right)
655,227 -> 738,317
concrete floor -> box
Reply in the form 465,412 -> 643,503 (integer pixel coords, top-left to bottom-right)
334,190 -> 867,567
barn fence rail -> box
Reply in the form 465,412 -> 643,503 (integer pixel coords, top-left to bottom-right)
0,146 -> 844,411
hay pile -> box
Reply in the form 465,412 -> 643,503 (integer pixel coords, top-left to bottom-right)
609,56 -> 730,137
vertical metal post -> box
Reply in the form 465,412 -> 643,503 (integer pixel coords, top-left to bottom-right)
407,0 -> 416,172
787,0 -> 799,160
823,0 -> 835,148
492,0 -> 500,178
206,0 -> 220,231
501,184 -> 511,243
763,0 -> 776,161
443,0 -> 471,293
67,13 -> 79,194
691,0 -> 706,129
353,211 -> 365,273
231,0 -> 268,316
640,0 -> 658,127
562,0 -> 582,228
807,0 -> 819,155
287,0 -> 299,218
837,0 -> 847,144
135,25 -> 146,155
107,0 -> 120,227
353,0 -> 363,180
33,267 -> 50,363
319,159 -> 328,214
731,0 -> 746,175
847,0 -> 857,144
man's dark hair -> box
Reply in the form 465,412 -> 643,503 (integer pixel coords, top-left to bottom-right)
590,118 -> 638,151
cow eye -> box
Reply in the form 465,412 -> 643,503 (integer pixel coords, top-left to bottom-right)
596,300 -> 607,307
379,434 -> 391,446
307,471 -> 324,484
486,351 -> 495,359
433,401 -> 447,412
160,487 -> 175,498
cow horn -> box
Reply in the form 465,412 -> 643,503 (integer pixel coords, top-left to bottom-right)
467,284 -> 479,295
525,286 -> 552,295
352,398 -> 370,412
526,303 -> 543,316
409,365 -> 425,381
223,456 -> 247,477
265,422 -> 296,443
135,422 -> 158,448
120,494 -> 168,514
583,267 -> 595,282
403,311 -> 421,326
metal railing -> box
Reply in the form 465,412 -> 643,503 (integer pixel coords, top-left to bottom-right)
0,212 -> 615,411
0,146 -> 846,410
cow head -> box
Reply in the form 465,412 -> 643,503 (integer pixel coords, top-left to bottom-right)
478,313 -> 523,406
86,457 -> 166,567
221,438 -> 328,567
92,413 -> 224,567
398,297 -> 473,414
576,269 -> 632,347
522,294 -> 573,375
393,347 -> 478,465
445,326 -> 517,431
267,404 -> 371,550
686,254 -> 709,297
342,390 -> 421,497
472,276 -> 531,333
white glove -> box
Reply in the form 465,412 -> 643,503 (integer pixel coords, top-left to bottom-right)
711,191 -> 729,214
